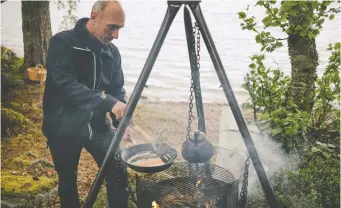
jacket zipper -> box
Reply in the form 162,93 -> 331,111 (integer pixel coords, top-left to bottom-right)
97,58 -> 103,89
89,48 -> 96,140
90,49 -> 96,90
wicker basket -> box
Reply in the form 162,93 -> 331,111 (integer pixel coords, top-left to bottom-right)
27,64 -> 47,82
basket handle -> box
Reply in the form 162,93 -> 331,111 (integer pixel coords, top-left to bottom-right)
36,64 -> 44,69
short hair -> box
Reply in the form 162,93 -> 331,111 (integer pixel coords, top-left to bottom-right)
92,1 -> 110,13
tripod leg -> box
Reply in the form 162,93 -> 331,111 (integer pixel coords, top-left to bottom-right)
83,4 -> 181,208
188,3 -> 280,208
184,6 -> 206,133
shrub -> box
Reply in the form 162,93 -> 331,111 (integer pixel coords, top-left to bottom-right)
1,107 -> 29,138
243,43 -> 340,207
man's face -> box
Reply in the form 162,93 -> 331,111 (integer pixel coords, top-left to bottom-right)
91,3 -> 125,45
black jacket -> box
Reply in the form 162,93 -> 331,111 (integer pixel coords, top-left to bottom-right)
42,18 -> 126,140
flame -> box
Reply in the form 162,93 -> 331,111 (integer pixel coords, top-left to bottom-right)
196,179 -> 201,187
152,200 -> 160,208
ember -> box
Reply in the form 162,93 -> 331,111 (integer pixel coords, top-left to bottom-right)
196,179 -> 201,187
152,200 -> 160,208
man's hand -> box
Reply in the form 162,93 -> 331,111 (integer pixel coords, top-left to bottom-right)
111,101 -> 127,120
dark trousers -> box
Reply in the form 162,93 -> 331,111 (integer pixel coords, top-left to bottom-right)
47,128 -> 128,208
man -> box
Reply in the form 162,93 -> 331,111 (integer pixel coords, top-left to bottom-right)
42,1 -> 130,207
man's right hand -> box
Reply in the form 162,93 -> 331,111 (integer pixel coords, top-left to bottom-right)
111,101 -> 127,120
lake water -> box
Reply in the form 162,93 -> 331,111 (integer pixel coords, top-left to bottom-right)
1,0 -> 340,103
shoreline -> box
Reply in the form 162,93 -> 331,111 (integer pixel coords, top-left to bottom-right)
125,89 -> 251,106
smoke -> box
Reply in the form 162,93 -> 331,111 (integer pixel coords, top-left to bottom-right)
244,132 -> 300,197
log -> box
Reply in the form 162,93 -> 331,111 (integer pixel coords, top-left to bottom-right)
131,124 -> 154,142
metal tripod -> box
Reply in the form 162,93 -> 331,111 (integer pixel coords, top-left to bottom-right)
84,1 -> 280,207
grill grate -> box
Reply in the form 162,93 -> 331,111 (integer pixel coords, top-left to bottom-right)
139,162 -> 235,185
136,162 -> 236,208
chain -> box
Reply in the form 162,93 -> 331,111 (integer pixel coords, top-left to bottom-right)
186,22 -> 201,140
239,155 -> 250,208
114,150 -> 137,205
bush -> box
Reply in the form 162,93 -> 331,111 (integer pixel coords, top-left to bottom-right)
243,43 -> 340,207
1,107 -> 29,138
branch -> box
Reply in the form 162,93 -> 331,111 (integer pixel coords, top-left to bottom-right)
277,37 -> 288,41
331,6 -> 341,14
270,53 -> 281,70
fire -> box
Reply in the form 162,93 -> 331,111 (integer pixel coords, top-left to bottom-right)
196,179 -> 201,187
152,200 -> 160,208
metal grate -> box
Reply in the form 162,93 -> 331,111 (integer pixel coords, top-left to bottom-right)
136,162 -> 236,208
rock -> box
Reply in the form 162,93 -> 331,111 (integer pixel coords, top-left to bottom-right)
1,201 -> 14,208
33,187 -> 59,207
1,187 -> 59,208
10,171 -> 19,175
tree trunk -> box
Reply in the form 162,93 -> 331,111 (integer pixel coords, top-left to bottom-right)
21,1 -> 52,70
287,33 -> 318,113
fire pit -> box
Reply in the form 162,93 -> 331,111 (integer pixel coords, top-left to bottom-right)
135,162 -> 239,208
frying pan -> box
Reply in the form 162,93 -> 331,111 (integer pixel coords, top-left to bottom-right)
120,143 -> 178,173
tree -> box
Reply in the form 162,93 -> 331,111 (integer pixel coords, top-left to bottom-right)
21,1 -> 52,69
238,0 -> 339,112
238,1 -> 340,207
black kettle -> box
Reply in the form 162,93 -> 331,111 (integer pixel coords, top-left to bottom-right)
181,131 -> 214,163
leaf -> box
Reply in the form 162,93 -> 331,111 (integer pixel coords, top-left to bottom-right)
322,152 -> 331,159
262,16 -> 272,26
273,8 -> 279,15
327,144 -> 336,148
256,35 -> 262,43
311,147 -> 321,153
249,63 -> 257,69
238,12 -> 247,19
312,29 -> 320,36
300,31 -> 307,37
247,17 -> 254,24
317,142 -> 328,148
257,1 -> 264,6
272,127 -> 282,136
329,14 -> 335,20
